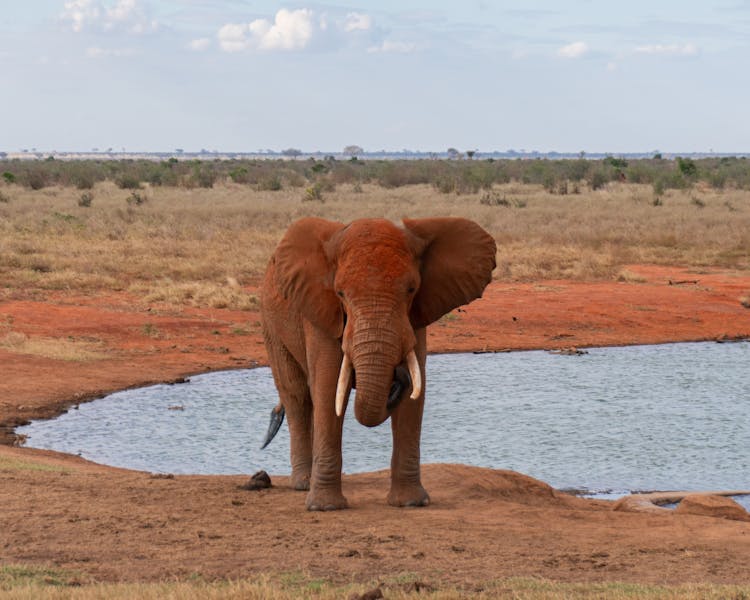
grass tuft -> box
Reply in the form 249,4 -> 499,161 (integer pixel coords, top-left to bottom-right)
0,332 -> 107,361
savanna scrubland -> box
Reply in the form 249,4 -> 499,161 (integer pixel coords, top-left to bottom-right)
1,157 -> 750,599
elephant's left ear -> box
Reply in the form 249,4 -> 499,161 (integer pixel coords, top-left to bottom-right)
404,218 -> 496,329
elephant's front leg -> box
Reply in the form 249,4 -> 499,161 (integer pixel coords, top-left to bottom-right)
305,324 -> 348,511
388,328 -> 430,507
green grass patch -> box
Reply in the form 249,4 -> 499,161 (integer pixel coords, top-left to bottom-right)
0,455 -> 70,473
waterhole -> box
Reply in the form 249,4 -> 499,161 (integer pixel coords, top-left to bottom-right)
18,341 -> 750,504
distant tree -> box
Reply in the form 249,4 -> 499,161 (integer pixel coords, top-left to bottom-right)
282,148 -> 302,159
677,156 -> 698,177
466,150 -> 476,160
343,145 -> 364,157
447,147 -> 461,160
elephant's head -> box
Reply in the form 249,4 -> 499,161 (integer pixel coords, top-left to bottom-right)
273,217 -> 496,427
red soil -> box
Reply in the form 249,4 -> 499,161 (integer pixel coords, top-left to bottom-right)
1,265 -> 749,586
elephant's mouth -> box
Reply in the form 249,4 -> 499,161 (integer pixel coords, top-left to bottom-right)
348,365 -> 410,412
334,352 -> 422,418
387,364 -> 411,411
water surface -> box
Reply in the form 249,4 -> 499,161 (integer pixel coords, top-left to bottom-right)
19,342 -> 750,502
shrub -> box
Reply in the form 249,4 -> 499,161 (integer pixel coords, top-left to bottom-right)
229,167 -> 250,184
0,190 -> 9,203
191,164 -> 216,188
258,175 -> 282,191
2,171 -> 15,184
116,174 -> 142,189
78,191 -> 94,207
604,155 -> 628,169
126,191 -> 147,205
22,169 -> 49,190
677,156 -> 698,177
590,169 -> 609,190
479,191 -> 510,207
303,182 -> 324,202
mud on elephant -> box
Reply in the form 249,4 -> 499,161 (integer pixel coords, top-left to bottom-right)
260,217 -> 496,510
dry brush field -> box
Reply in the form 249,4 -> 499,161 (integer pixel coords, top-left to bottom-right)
1,176 -> 749,308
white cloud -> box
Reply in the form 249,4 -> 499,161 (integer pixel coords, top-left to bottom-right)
216,8 -> 377,53
634,43 -> 698,57
606,61 -> 618,72
344,12 -> 371,32
217,23 -> 249,53
188,37 -> 211,51
218,9 -> 313,52
61,0 -> 157,34
557,41 -> 588,58
367,40 -> 416,54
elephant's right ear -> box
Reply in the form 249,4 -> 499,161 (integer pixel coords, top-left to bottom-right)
273,217 -> 346,338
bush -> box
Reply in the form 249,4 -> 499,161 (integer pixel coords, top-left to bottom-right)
479,191 -> 510,206
303,182 -> 324,202
191,164 -> 217,188
258,175 -> 282,191
78,191 -> 94,207
116,174 -> 142,189
126,191 -> 147,205
229,167 -> 250,184
677,156 -> 698,177
590,169 -> 609,190
2,171 -> 15,184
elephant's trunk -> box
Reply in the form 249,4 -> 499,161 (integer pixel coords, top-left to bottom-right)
341,314 -> 420,427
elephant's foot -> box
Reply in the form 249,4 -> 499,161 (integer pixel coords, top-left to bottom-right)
291,472 -> 310,491
387,484 -> 430,508
306,488 -> 349,511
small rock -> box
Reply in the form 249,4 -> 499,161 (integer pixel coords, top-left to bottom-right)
675,494 -> 750,522
240,470 -> 272,490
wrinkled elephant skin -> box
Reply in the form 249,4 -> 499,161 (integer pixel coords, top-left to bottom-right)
260,217 -> 496,510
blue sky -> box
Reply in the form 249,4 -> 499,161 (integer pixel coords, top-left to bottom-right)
2,1 -> 749,153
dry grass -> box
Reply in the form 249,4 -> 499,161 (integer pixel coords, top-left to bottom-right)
0,332 -> 107,361
2,566 -> 750,600
1,180 -> 749,306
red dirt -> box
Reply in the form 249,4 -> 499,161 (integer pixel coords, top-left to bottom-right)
1,264 -> 750,585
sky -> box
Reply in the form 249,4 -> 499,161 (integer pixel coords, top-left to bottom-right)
2,1 -> 750,153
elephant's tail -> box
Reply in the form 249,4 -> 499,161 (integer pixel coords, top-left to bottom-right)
260,404 -> 285,449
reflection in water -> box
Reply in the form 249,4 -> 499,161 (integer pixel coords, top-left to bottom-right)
18,342 -> 750,500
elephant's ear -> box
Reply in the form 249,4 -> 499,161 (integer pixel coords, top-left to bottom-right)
273,217 -> 346,337
404,218 -> 496,329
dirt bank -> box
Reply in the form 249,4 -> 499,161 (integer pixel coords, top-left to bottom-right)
1,265 -> 749,585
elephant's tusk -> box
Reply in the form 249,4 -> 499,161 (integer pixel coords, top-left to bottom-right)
406,350 -> 422,400
335,353 -> 353,417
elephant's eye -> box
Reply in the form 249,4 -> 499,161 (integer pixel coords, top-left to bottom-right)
407,286 -> 416,294
337,290 -> 345,298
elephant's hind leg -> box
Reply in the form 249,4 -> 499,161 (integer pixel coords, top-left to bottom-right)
266,343 -> 313,491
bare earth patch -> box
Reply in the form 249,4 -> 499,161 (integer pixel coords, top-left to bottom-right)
1,265 -> 749,588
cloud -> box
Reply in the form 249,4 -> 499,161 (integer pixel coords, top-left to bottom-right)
634,43 -> 698,57
367,40 -> 416,54
344,12 -> 372,32
557,41 -> 588,58
218,8 -> 314,52
61,0 -> 157,34
188,37 -> 211,51
216,8 -> 378,53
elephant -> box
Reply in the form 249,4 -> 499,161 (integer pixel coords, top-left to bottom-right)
259,217 -> 496,510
